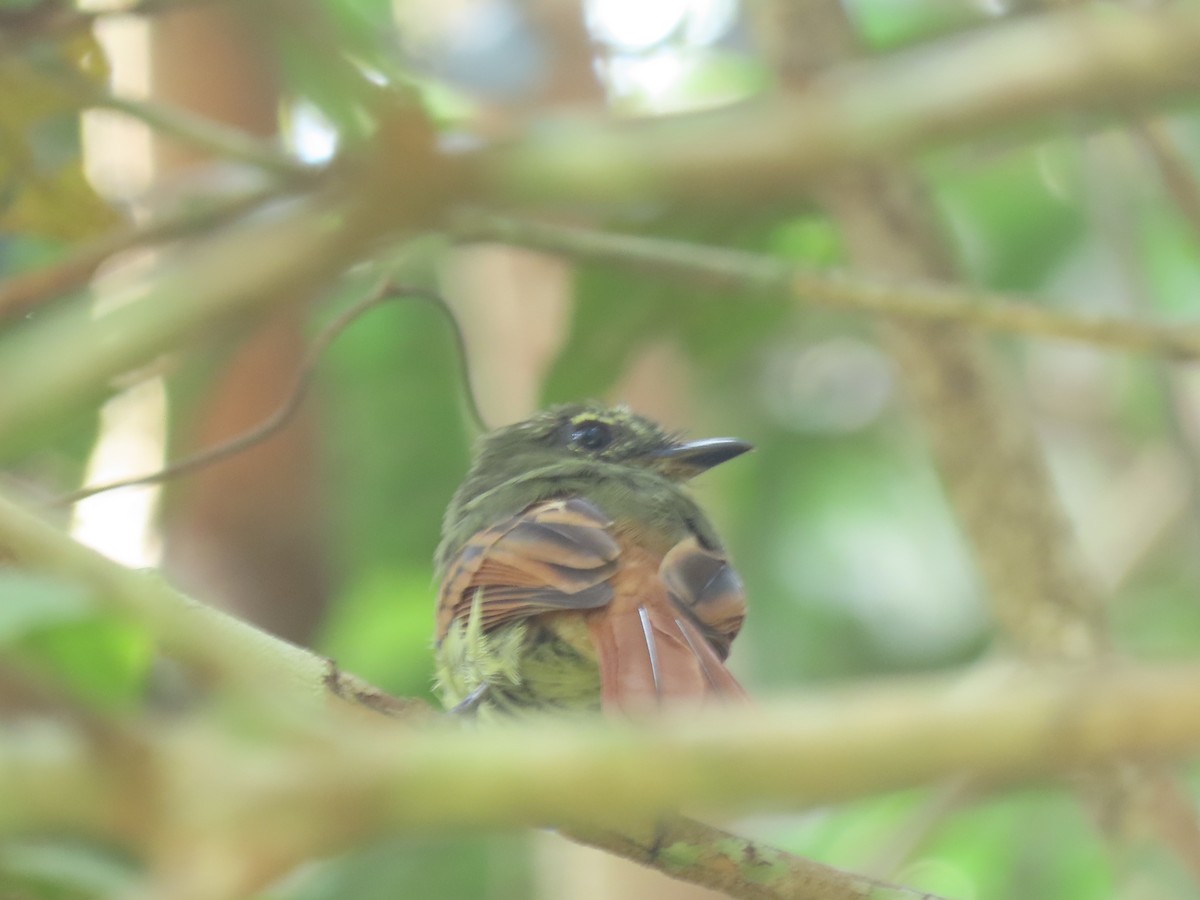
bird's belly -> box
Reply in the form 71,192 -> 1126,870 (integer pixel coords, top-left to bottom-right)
435,616 -> 602,717
510,620 -> 602,714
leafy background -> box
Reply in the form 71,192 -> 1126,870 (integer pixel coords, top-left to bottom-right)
3,0 -> 1200,897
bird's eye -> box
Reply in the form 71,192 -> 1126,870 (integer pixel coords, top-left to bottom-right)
570,420 -> 613,451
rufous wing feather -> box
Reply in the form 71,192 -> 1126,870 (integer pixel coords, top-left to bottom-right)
438,497 -> 747,715
436,498 -> 620,643
587,537 -> 748,715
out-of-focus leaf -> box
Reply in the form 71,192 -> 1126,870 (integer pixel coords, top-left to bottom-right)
923,792 -> 1111,899
322,288 -> 470,571
770,789 -> 1110,900
0,838 -> 138,900
543,211 -> 808,403
257,1 -> 387,142
269,834 -> 533,900
319,568 -> 435,700
934,140 -> 1086,291
1141,202 -> 1200,317
0,570 -> 92,640
851,0 -> 994,50
0,0 -> 49,12
0,570 -> 151,709
0,31 -> 118,240
322,0 -> 399,73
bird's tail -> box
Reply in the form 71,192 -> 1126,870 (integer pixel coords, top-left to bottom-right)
587,591 -> 747,716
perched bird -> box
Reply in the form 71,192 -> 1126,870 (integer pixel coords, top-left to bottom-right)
434,403 -> 751,718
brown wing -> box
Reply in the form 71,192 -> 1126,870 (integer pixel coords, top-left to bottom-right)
438,498 -> 748,714
588,536 -> 748,714
435,498 -> 620,644
660,535 -> 747,659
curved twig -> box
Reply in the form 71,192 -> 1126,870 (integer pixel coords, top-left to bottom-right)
58,279 -> 486,505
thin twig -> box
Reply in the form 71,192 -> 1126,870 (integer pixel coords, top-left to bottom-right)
92,93 -> 312,180
57,278 -> 486,505
0,27 -> 307,179
453,211 -> 1200,361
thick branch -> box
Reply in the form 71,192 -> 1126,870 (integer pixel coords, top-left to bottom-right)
0,104 -> 467,451
0,186 -> 278,325
0,487 -> 394,719
11,663 -> 1200,857
478,5 -> 1200,206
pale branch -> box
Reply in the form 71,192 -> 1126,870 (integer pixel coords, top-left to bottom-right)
3,37 -> 309,180
477,5 -> 1200,207
768,0 -> 1118,873
0,487 -> 391,720
91,92 -> 312,180
10,661 -> 1200,873
0,188 -> 349,447
0,186 -> 280,325
452,211 -> 1200,361
1137,119 -> 1200,240
0,103 -> 463,451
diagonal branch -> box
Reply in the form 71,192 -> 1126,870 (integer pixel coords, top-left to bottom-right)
453,211 -> 1200,360
567,817 -> 943,900
0,186 -> 280,325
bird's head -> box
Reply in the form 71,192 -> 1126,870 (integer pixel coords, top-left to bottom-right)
463,402 -> 752,492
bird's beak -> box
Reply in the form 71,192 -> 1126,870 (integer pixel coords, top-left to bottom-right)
650,438 -> 753,480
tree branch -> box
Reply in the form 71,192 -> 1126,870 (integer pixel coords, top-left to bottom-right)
566,817 -> 942,900
0,485 -> 425,721
453,211 -> 1200,360
91,92 -> 311,180
9,656 -> 1200,894
477,5 -> 1200,206
0,186 -> 279,325
0,97 -> 468,455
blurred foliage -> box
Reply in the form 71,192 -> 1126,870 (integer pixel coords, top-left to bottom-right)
543,210 -> 804,402
2,0 -> 1200,897
0,27 -> 116,239
0,570 -> 151,709
269,834 -> 534,900
0,839 -> 138,900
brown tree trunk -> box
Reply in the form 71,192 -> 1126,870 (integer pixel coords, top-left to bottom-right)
150,5 -> 331,644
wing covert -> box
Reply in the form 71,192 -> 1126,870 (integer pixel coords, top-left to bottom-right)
435,498 -> 620,644
659,536 -> 746,659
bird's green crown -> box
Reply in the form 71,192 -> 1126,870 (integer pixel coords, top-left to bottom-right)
455,403 -> 720,498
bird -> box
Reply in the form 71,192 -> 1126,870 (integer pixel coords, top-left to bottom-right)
433,402 -> 751,718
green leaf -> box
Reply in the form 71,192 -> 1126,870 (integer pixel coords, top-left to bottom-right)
932,140 -> 1086,291
0,838 -> 138,900
0,31 -> 118,240
0,570 -> 93,641
0,571 -> 151,709
319,568 -> 436,701
542,211 -> 800,403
